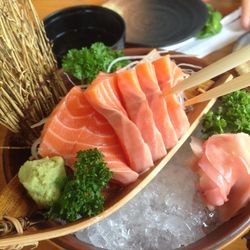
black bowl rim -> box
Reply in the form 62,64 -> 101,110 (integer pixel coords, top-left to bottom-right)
43,5 -> 126,32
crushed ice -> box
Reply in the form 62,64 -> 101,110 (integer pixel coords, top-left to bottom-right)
75,130 -> 220,250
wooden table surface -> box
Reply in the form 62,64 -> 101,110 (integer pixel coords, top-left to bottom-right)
5,0 -> 249,249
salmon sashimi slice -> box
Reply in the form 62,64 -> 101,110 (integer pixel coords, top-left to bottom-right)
116,69 -> 166,161
39,86 -> 138,185
135,62 -> 178,149
152,55 -> 172,92
153,55 -> 190,139
165,94 -> 190,139
190,133 -> 250,221
84,74 -> 153,173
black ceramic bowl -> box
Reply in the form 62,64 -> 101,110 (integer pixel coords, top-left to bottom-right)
44,5 -> 125,65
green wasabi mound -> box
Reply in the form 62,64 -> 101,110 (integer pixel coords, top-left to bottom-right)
18,156 -> 66,208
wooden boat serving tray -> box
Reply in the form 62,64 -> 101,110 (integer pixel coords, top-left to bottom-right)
0,49 -> 243,248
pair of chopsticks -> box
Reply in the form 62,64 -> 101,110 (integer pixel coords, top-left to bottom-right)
165,44 -> 250,105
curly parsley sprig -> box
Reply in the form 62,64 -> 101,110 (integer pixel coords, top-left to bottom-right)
62,42 -> 130,84
47,149 -> 112,222
202,90 -> 250,139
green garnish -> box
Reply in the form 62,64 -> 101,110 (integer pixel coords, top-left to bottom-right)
202,90 -> 250,139
62,42 -> 130,84
197,4 -> 222,39
47,149 -> 112,222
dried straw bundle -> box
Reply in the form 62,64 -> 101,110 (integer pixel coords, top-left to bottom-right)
0,0 -> 67,143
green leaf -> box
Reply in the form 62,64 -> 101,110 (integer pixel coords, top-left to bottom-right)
197,4 -> 222,39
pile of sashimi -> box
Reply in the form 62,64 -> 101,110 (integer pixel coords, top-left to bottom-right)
18,42 -> 250,224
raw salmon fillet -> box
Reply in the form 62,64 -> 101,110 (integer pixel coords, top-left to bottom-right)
190,133 -> 250,221
153,55 -> 190,139
116,69 -> 166,161
135,62 -> 178,149
39,86 -> 139,185
84,74 -> 153,173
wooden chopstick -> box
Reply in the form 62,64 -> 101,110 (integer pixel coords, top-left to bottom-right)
166,44 -> 250,95
184,72 -> 250,106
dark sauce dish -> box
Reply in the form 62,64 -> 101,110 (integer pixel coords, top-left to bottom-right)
105,0 -> 208,48
43,5 -> 125,65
